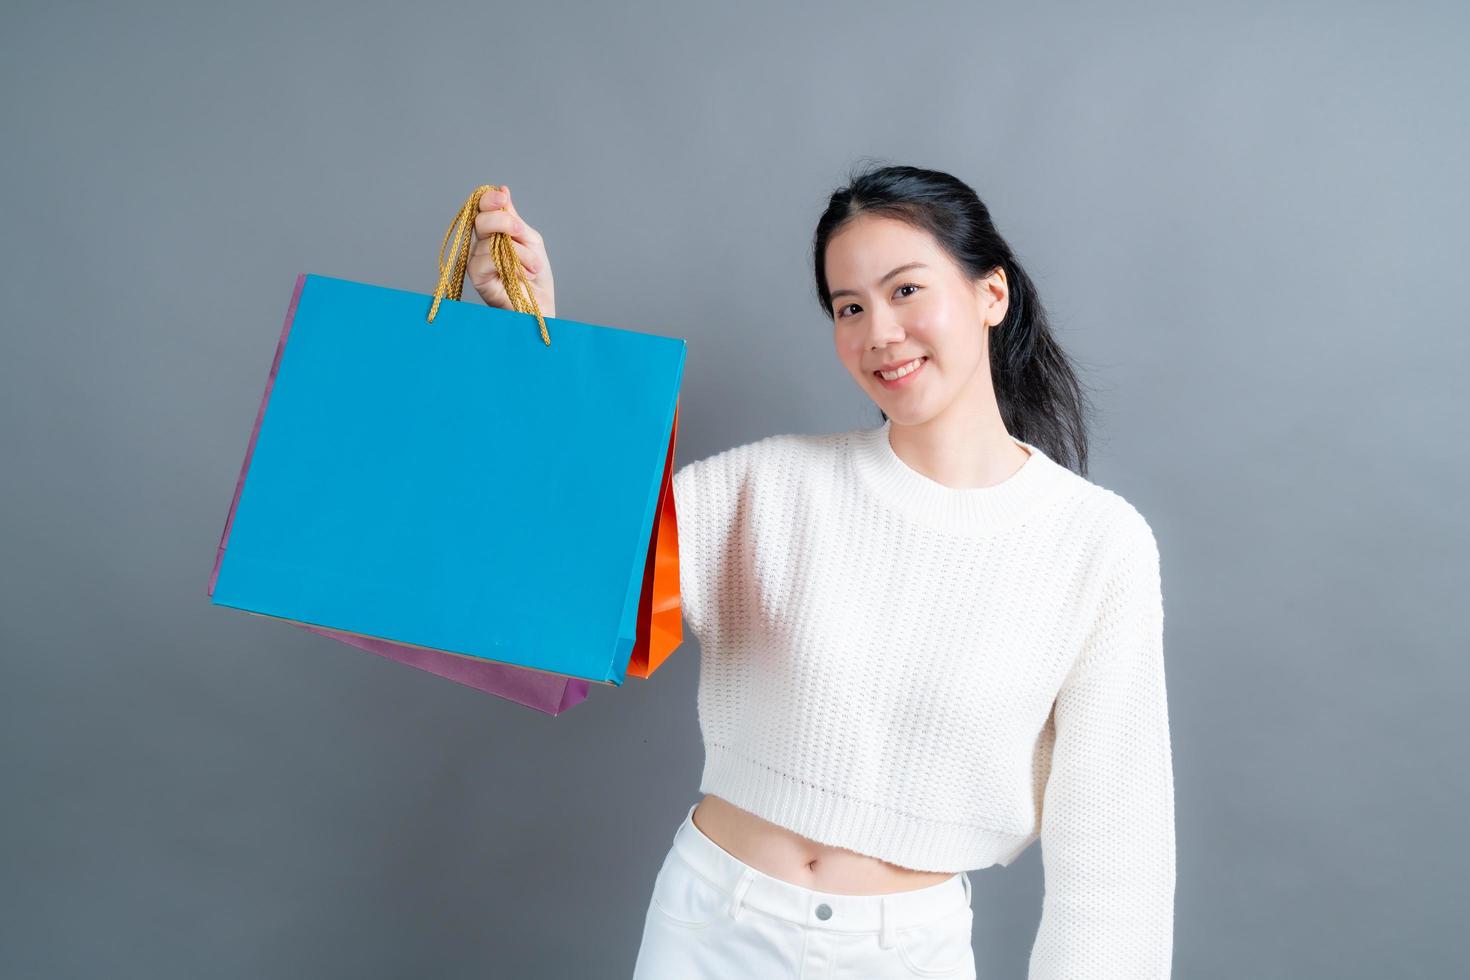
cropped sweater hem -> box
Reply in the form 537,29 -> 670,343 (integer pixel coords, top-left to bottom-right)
699,741 -> 1037,874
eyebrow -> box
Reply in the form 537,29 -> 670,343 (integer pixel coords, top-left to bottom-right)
829,262 -> 930,303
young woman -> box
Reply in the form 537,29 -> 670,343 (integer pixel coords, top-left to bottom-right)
470,164 -> 1176,980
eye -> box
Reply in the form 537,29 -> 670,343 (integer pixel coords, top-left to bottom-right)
835,284 -> 921,319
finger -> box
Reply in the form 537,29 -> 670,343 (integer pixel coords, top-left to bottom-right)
470,227 -> 546,285
473,209 -> 518,240
476,185 -> 520,229
469,220 -> 543,276
472,207 -> 543,252
477,185 -> 511,213
477,186 -> 543,246
510,239 -> 542,277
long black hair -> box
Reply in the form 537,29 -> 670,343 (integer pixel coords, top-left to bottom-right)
812,161 -> 1093,475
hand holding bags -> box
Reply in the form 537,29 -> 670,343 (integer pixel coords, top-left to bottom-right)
208,184 -> 686,714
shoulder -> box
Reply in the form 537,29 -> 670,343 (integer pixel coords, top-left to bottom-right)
1097,487 -> 1159,562
674,428 -> 843,485
1049,477 -> 1166,661
1049,465 -> 1162,576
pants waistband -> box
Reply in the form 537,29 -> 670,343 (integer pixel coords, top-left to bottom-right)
668,802 -> 972,948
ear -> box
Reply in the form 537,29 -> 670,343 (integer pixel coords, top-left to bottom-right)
974,266 -> 1009,327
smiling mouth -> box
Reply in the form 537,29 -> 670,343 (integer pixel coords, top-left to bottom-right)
875,356 -> 927,381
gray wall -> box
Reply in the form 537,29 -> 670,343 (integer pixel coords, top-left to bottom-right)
3,1 -> 1465,977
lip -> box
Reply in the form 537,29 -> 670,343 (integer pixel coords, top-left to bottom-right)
873,355 -> 928,390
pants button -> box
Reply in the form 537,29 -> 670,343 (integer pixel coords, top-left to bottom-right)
815,903 -> 833,920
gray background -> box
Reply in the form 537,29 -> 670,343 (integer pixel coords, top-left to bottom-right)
3,1 -> 1465,977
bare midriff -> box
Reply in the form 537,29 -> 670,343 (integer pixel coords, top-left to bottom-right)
691,794 -> 959,896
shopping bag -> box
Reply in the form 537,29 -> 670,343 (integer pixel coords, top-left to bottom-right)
207,268 -> 597,715
626,404 -> 682,679
208,184 -> 686,709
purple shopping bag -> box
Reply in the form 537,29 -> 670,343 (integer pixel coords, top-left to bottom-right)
301,626 -> 589,715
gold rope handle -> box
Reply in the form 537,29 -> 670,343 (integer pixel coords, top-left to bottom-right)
426,184 -> 551,346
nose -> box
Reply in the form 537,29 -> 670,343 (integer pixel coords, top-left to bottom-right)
865,304 -> 906,351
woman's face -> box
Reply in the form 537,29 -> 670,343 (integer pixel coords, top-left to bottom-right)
825,213 -> 1007,427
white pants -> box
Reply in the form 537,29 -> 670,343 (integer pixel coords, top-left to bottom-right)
632,802 -> 977,979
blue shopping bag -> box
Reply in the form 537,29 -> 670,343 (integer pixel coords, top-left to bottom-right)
209,220 -> 686,687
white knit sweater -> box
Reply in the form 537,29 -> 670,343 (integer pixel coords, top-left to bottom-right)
672,419 -> 1175,979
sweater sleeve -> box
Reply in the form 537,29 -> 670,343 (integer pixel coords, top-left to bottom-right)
670,444 -> 749,642
1028,515 -> 1176,980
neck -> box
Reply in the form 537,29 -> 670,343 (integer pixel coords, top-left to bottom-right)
884,412 -> 1030,491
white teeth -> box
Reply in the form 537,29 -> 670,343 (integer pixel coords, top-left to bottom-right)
878,357 -> 925,381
